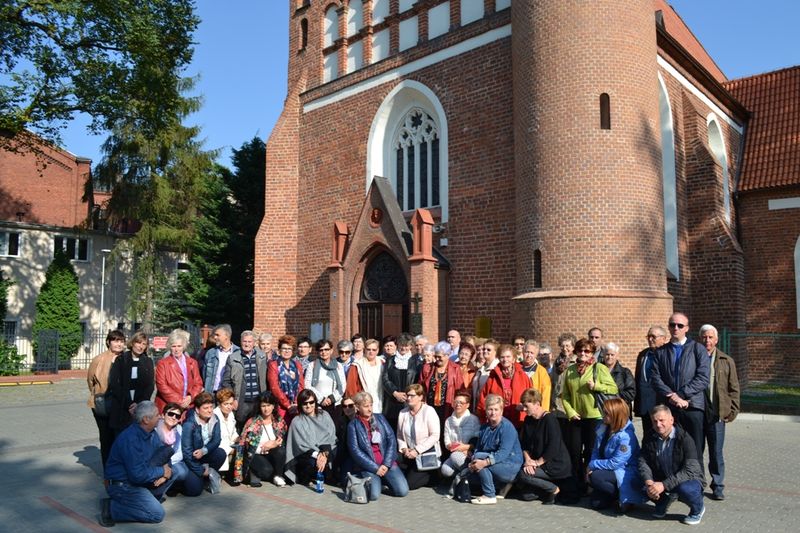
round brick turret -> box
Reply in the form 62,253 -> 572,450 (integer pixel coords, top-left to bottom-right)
511,0 -> 673,355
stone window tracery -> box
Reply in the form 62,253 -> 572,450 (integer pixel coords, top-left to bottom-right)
393,108 -> 440,211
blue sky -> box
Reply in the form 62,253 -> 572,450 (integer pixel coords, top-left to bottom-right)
60,0 -> 799,168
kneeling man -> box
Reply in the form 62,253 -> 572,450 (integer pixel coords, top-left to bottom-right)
639,405 -> 705,525
101,401 -> 173,527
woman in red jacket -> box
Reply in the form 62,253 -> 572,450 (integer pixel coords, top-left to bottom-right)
476,344 -> 532,427
155,329 -> 203,414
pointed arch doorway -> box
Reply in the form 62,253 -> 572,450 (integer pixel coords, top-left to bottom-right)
357,250 -> 408,339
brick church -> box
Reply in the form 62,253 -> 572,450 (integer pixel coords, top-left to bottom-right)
254,0 -> 800,384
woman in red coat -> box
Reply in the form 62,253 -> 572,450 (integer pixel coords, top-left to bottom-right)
476,344 -> 532,427
155,329 -> 203,414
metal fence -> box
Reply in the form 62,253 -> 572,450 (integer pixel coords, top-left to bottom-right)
3,324 -> 201,375
719,329 -> 800,385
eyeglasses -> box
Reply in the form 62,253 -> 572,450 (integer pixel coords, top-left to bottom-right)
280,347 -> 293,352
578,349 -> 593,354
319,347 -> 332,352
539,352 -> 551,356
453,400 -> 467,405
302,400 -> 316,406
342,403 -> 355,409
668,322 -> 686,329
165,412 -> 181,419
339,350 -> 352,355
514,342 -> 525,346
406,393 -> 418,398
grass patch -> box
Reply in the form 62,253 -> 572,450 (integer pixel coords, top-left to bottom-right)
742,383 -> 800,415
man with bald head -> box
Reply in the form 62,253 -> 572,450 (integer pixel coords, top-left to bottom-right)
635,325 -> 668,437
650,312 -> 710,464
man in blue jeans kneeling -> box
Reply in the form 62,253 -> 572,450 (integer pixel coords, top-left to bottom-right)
100,401 -> 174,527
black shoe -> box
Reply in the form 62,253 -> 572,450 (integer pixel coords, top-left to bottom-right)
250,479 -> 263,488
541,491 -> 557,505
520,492 -> 539,502
711,490 -> 725,501
99,498 -> 115,528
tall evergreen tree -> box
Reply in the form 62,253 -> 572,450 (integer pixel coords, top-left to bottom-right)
94,90 -> 217,331
31,250 -> 81,365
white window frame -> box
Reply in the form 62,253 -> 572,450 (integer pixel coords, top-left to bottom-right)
707,114 -> 732,225
0,231 -> 21,257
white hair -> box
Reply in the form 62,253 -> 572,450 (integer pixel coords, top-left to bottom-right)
699,324 -> 718,336
605,342 -> 620,354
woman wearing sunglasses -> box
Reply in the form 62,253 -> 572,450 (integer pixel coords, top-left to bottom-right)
155,403 -> 197,496
284,389 -> 337,486
560,338 -> 618,495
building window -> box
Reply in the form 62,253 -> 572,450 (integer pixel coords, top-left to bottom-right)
399,15 -> 418,52
54,236 -> 89,261
323,50 -> 338,82
707,115 -> 732,224
393,108 -> 440,211
533,249 -> 542,288
428,2 -> 450,40
0,232 -> 20,257
600,93 -> 611,130
496,0 -> 511,10
659,74 -> 679,280
347,40 -> 363,73
372,28 -> 390,63
2,320 -> 16,342
399,0 -> 416,13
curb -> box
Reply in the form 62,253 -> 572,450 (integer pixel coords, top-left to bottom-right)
737,412 -> 800,423
0,380 -> 54,387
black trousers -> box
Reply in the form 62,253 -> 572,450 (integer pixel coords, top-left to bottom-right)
249,447 -> 287,482
93,410 -> 116,473
565,418 -> 598,491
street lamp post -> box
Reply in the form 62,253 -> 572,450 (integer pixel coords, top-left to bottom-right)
100,249 -> 112,341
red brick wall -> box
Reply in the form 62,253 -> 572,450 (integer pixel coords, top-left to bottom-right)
0,140 -> 91,227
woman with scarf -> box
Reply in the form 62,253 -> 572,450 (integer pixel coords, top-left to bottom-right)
181,392 -> 226,493
560,338 -> 618,494
268,335 -> 304,419
155,403 -> 201,496
233,391 -> 288,487
303,339 -> 346,425
381,336 -> 422,430
347,391 -> 409,500
284,389 -> 338,486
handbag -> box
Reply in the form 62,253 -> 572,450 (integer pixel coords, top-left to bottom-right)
93,392 -> 112,417
592,364 -> 619,415
450,465 -> 472,503
415,448 -> 441,471
344,472 -> 370,504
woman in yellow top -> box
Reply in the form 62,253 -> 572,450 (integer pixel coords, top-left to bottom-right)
560,337 -> 617,494
87,329 -> 126,473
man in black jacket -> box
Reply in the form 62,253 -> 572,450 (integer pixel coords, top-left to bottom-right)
650,312 -> 710,462
639,405 -> 706,525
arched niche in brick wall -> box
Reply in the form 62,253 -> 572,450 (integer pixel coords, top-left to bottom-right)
795,236 -> 800,328
658,73 -> 679,280
707,114 -> 732,225
366,79 -> 449,222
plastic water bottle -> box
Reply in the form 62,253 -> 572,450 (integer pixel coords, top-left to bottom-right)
314,471 -> 325,494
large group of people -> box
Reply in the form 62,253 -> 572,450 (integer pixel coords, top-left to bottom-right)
88,312 -> 739,527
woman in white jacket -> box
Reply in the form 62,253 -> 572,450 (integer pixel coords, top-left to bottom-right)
397,383 -> 441,490
441,389 -> 481,477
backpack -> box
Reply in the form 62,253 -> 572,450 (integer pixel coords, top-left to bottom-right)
451,466 -> 472,503
344,472 -> 370,504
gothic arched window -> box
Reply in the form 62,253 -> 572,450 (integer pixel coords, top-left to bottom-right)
393,108 -> 440,211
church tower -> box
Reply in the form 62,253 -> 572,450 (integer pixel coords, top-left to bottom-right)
511,1 -> 674,346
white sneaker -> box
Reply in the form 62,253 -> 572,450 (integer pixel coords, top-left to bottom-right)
471,496 -> 497,505
273,475 -> 287,487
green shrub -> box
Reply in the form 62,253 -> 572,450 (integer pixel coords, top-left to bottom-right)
0,340 -> 24,376
31,250 -> 82,364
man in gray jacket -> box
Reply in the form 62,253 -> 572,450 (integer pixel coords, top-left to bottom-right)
203,324 -> 240,394
221,330 -> 267,431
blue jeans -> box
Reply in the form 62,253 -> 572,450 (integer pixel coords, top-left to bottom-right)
705,418 -> 726,492
107,483 -> 164,523
361,466 -> 409,500
667,479 -> 704,515
589,469 -> 618,503
469,461 -> 519,498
